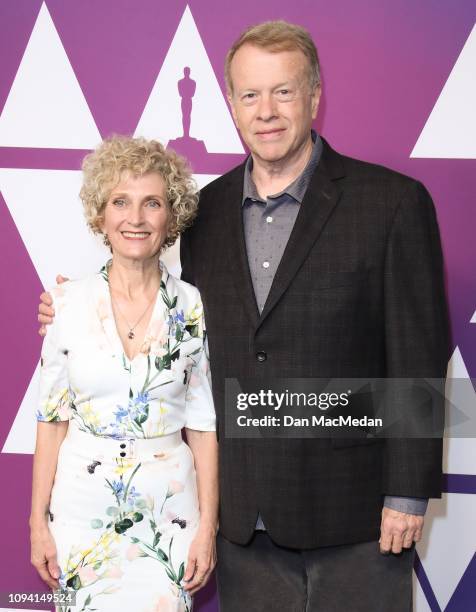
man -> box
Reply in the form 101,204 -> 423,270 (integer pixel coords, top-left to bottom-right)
39,21 -> 449,611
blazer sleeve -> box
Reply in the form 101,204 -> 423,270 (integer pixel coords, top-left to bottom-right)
37,288 -> 72,422
382,180 -> 450,498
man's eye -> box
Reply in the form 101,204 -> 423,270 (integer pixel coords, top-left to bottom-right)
276,89 -> 293,99
243,93 -> 256,100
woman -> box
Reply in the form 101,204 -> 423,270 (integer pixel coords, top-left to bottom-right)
30,136 -> 218,612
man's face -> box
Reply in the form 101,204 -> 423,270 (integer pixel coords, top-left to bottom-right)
228,44 -> 320,166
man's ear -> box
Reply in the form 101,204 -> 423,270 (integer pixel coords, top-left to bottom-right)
311,84 -> 322,120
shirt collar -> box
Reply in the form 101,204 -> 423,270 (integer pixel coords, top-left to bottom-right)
242,130 -> 323,205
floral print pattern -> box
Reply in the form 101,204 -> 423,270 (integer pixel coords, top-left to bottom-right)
38,262 -> 214,611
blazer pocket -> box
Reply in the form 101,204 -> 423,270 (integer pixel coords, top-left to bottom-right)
331,437 -> 384,449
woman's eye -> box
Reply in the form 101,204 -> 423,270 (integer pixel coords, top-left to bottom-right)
147,200 -> 161,208
112,198 -> 126,207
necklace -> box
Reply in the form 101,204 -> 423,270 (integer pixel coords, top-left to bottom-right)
110,289 -> 158,340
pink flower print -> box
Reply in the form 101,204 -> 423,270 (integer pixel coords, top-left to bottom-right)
167,480 -> 184,496
77,565 -> 98,586
152,594 -> 177,612
140,338 -> 151,356
188,373 -> 201,388
148,319 -> 168,356
153,346 -> 168,358
96,298 -> 110,322
161,480 -> 185,513
57,403 -> 70,420
126,543 -> 141,561
104,564 -> 123,579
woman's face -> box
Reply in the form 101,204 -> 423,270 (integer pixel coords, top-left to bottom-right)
100,172 -> 169,262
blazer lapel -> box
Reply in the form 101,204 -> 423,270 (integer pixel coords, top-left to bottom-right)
258,142 -> 345,326
222,163 -> 261,328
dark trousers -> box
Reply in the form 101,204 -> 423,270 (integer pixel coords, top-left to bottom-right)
216,532 -> 414,612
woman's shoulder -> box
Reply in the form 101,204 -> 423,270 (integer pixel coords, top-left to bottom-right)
49,271 -> 102,307
162,265 -> 202,305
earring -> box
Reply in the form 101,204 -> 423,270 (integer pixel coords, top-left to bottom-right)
103,233 -> 111,248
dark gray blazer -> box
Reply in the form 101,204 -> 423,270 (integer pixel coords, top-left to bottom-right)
180,139 -> 449,549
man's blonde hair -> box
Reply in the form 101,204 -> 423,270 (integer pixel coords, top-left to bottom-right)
225,20 -> 321,95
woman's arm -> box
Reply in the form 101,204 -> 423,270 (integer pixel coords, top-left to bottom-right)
32,285 -> 72,588
30,421 -> 68,589
183,429 -> 218,595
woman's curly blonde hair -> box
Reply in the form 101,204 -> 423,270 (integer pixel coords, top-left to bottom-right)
80,136 -> 198,250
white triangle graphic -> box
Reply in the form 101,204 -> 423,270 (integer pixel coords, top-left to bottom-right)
413,573 -> 432,612
411,23 -> 476,159
417,494 -> 476,610
0,2 -> 101,149
2,361 -> 40,455
471,310 -> 476,323
0,169 -> 107,289
134,5 -> 243,153
447,345 -> 471,378
443,346 -> 476,474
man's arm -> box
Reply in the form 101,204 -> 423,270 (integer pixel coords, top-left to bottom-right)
379,179 -> 450,553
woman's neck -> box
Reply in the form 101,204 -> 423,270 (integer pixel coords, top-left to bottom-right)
107,255 -> 161,301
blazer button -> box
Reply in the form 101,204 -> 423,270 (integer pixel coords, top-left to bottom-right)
256,351 -> 267,362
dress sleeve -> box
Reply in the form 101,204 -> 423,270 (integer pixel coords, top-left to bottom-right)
184,308 -> 216,432
37,289 -> 72,422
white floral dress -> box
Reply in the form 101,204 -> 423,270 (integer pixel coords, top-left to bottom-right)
37,262 -> 215,612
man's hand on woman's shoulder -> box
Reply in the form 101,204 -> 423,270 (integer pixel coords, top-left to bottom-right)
38,275 -> 69,336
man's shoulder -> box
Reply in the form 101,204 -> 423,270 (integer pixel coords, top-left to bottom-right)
325,141 -> 421,192
198,162 -> 246,202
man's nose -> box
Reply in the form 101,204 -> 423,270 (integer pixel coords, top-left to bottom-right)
257,93 -> 278,121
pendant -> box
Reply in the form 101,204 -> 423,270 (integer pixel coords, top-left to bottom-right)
128,330 -> 135,340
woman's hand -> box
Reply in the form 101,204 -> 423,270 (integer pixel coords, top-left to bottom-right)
183,522 -> 217,595
30,523 -> 61,589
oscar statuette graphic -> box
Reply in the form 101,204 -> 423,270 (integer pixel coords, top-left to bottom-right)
168,66 -> 208,158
